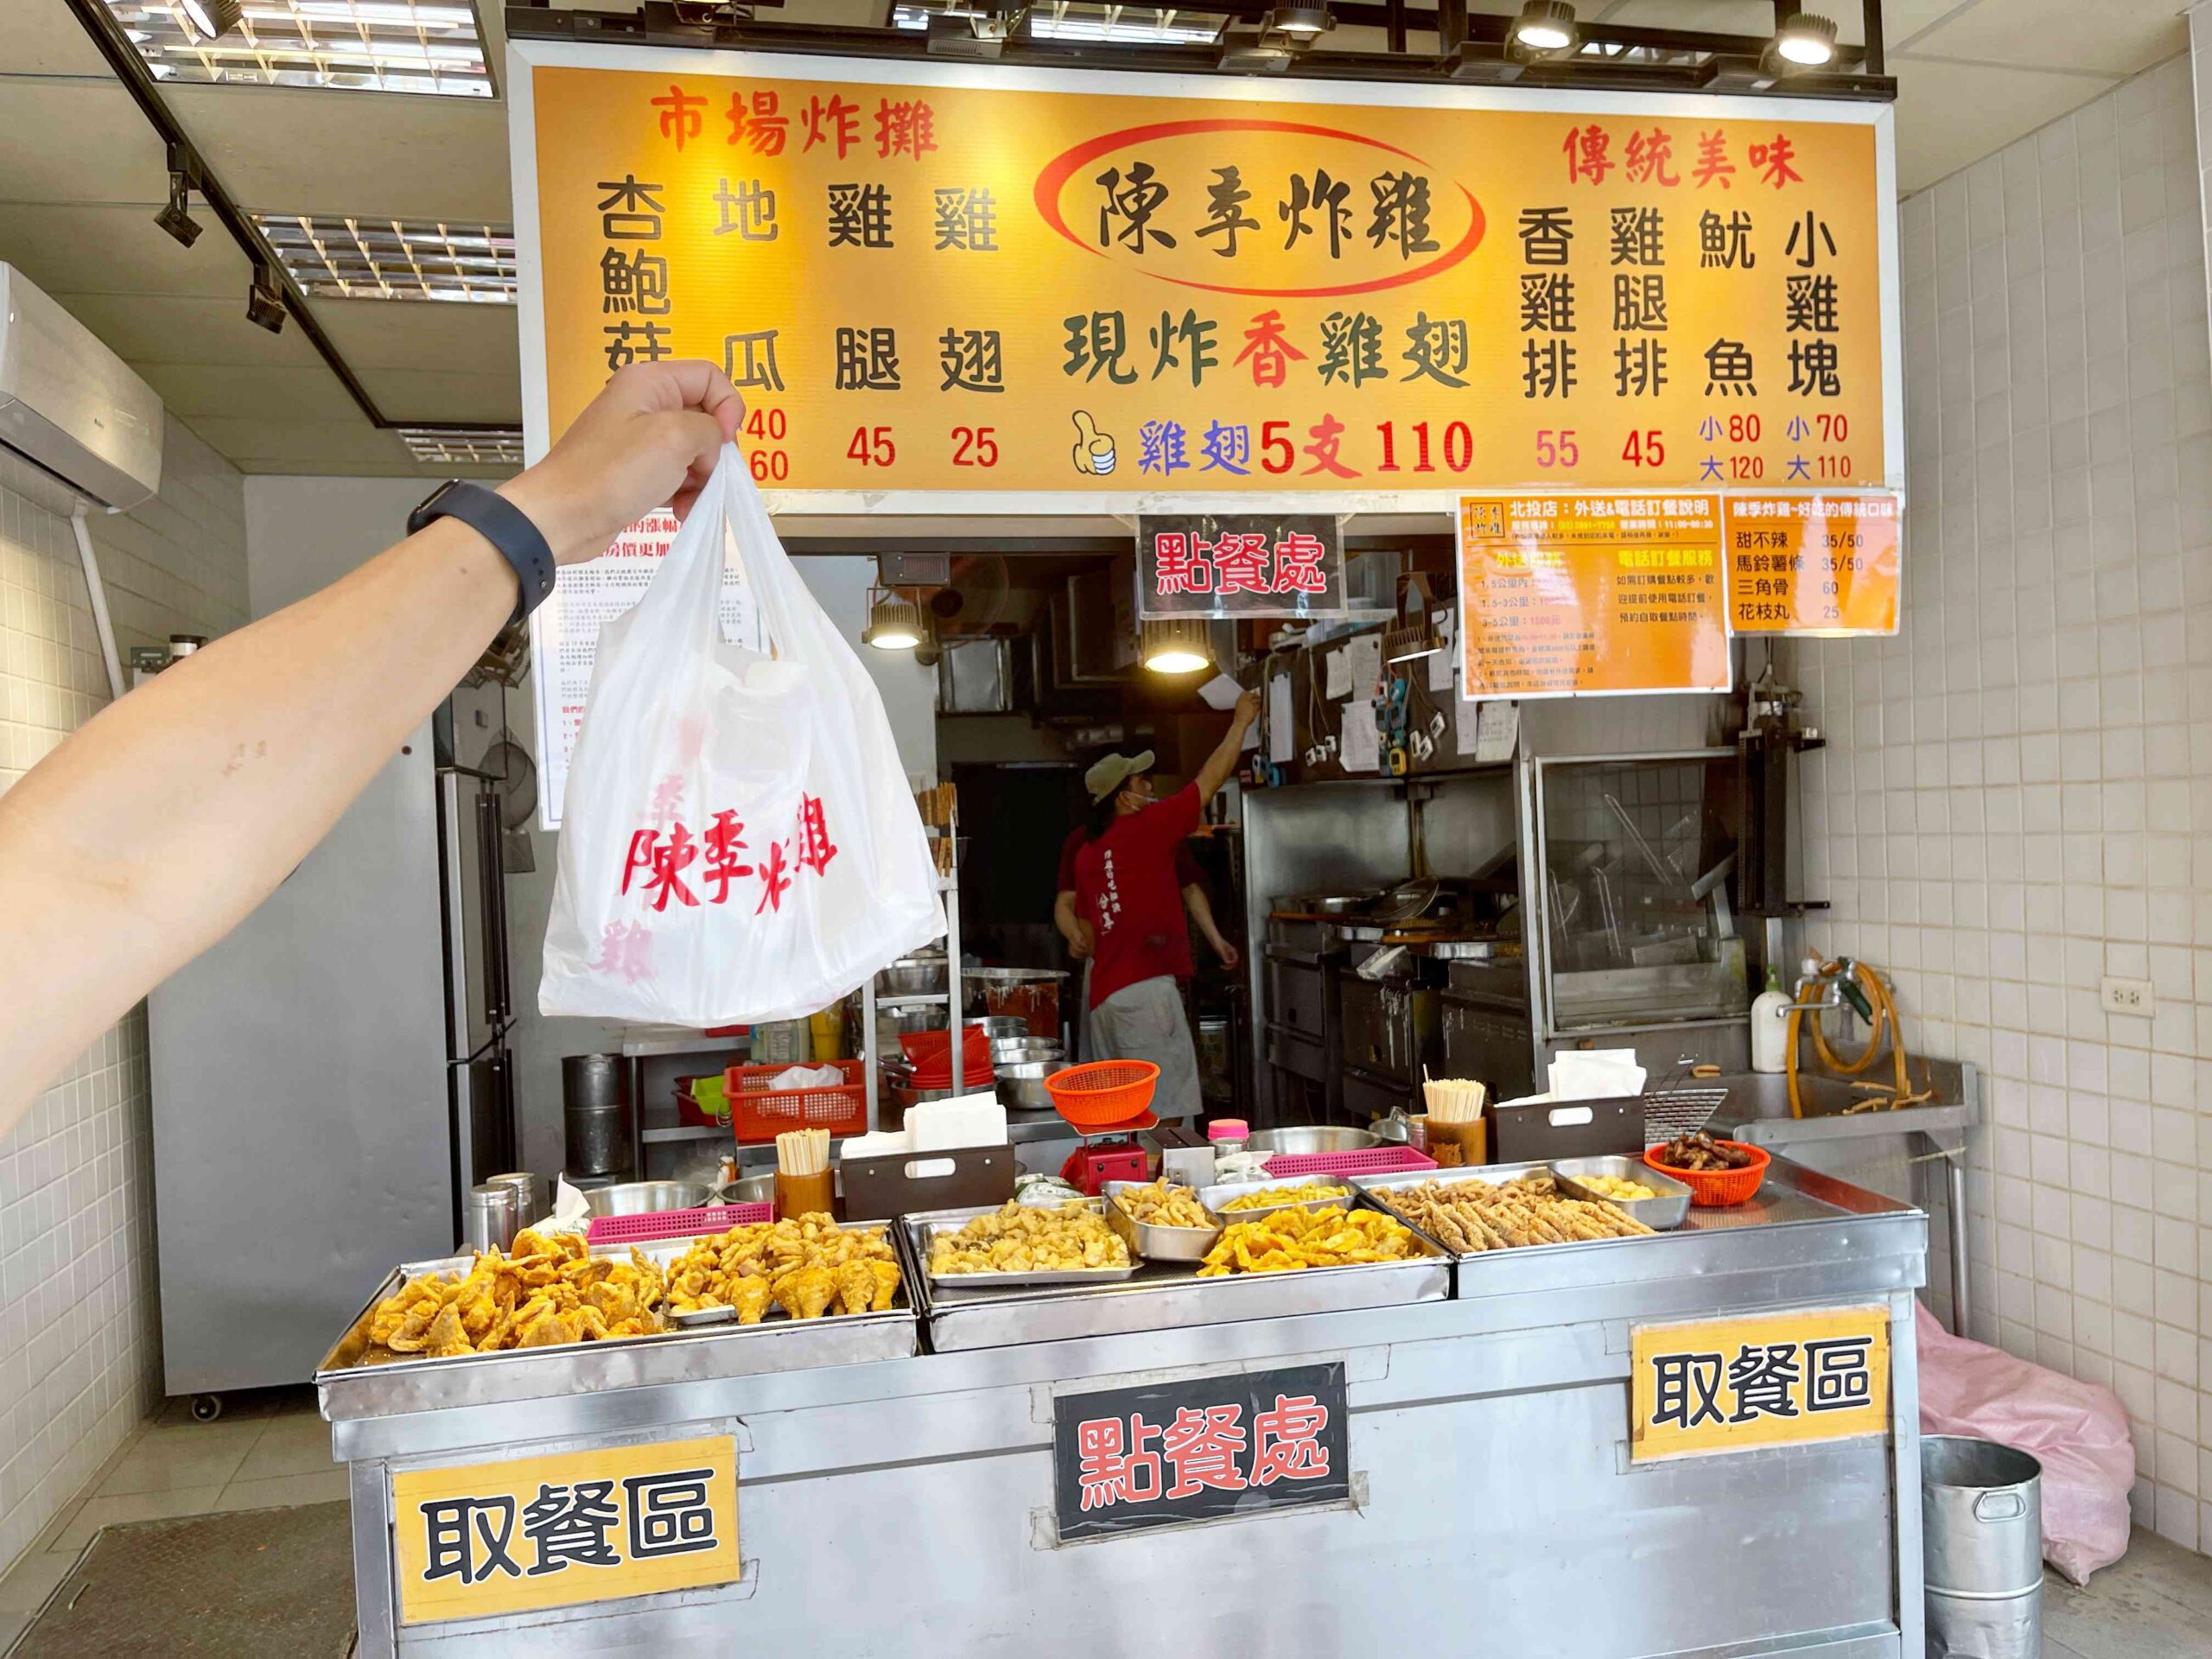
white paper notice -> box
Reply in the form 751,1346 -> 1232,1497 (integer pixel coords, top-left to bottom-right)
1475,700 -> 1520,764
1344,632 -> 1382,695
1198,671 -> 1244,711
1456,700 -> 1482,757
1427,608 -> 1455,695
1323,649 -> 1350,699
1340,700 -> 1379,772
1268,673 -> 1294,765
529,511 -> 762,830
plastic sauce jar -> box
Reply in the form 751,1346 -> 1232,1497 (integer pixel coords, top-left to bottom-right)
1208,1118 -> 1249,1159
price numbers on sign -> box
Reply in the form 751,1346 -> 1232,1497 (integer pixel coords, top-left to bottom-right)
1051,1363 -> 1351,1542
391,1434 -> 740,1624
1630,1306 -> 1890,1463
1722,493 -> 1900,635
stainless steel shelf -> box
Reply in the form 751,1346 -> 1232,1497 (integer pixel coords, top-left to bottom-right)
621,1036 -> 749,1059
641,1125 -> 730,1145
876,993 -> 950,1007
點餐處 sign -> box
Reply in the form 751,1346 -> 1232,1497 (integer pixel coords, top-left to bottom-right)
391,1433 -> 738,1624
1456,493 -> 1729,698
1630,1306 -> 1890,1463
512,46 -> 1897,502
1136,513 -> 1344,619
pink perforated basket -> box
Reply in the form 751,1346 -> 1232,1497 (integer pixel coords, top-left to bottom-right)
1262,1145 -> 1438,1178
584,1204 -> 774,1247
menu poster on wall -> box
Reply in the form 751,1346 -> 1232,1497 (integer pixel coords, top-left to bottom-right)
531,513 -> 762,830
1723,492 -> 1901,634
512,47 -> 1895,504
1135,514 -> 1344,620
1456,493 -> 1729,699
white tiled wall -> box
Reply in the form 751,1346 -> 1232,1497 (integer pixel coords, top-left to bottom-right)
1788,53 -> 2212,1552
0,417 -> 248,1575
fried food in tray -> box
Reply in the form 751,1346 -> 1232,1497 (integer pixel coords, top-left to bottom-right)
1111,1179 -> 1213,1230
365,1228 -> 665,1361
1379,1174 -> 1655,1255
928,1200 -> 1130,1276
1653,1132 -> 1755,1171
664,1213 -> 899,1323
1217,1179 -> 1346,1213
1578,1173 -> 1659,1202
1195,1204 -> 1421,1276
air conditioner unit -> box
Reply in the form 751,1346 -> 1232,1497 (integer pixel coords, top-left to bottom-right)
0,264 -> 163,511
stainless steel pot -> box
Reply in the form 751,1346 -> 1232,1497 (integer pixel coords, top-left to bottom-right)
969,1015 -> 1029,1040
876,957 -> 945,997
463,1184 -> 518,1253
990,1037 -> 1062,1064
893,1005 -> 949,1034
995,1058 -> 1059,1112
1245,1126 -> 1379,1155
582,1179 -> 711,1217
714,1171 -> 777,1205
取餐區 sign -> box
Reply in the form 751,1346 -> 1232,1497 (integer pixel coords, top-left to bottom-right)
512,46 -> 1895,500
1136,513 -> 1344,620
1052,1362 -> 1350,1542
1630,1305 -> 1890,1463
391,1433 -> 738,1624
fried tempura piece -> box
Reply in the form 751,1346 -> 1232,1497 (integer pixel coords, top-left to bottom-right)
732,1279 -> 772,1325
836,1260 -> 878,1318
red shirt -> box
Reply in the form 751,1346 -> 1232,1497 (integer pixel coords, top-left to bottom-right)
1071,785 -> 1202,1008
1057,827 -> 1200,894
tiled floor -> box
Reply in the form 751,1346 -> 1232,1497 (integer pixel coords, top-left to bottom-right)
0,1388 -> 344,1649
1,1400 -> 2209,1655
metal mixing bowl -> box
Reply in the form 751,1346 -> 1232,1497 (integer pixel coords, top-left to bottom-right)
1243,1127 -> 1378,1156
995,1058 -> 1059,1112
990,1037 -> 1062,1065
582,1180 -> 712,1217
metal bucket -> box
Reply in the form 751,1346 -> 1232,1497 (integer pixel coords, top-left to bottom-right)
563,1053 -> 632,1177
1923,1435 -> 2043,1659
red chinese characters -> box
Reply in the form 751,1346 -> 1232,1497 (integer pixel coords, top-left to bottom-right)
1073,1395 -> 1331,1513
1251,1393 -> 1332,1485
1075,1414 -> 1163,1510
617,795 -> 836,917
1149,531 -> 1332,598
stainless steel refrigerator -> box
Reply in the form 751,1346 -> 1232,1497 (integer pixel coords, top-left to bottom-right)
148,696 -> 517,1401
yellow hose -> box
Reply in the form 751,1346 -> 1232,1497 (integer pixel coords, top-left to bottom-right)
1786,957 -> 1912,1118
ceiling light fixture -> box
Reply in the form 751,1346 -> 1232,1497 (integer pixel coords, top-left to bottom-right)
1266,4 -> 1332,38
1767,10 -> 1838,69
245,266 -> 287,334
154,143 -> 201,249
397,427 -> 524,468
252,214 -> 518,303
178,0 -> 243,39
1141,618 -> 1213,676
1508,0 -> 1579,59
862,588 -> 926,651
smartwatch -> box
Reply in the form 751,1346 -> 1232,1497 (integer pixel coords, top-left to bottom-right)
408,480 -> 556,625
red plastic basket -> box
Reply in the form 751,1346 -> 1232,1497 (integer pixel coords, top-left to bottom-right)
1045,1060 -> 1160,1128
1263,1145 -> 1438,1178
725,1059 -> 868,1144
1644,1141 -> 1770,1207
585,1204 -> 774,1247
899,1028 -> 992,1067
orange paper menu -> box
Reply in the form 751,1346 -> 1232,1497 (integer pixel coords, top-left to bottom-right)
1723,493 -> 1901,634
1457,494 -> 1729,699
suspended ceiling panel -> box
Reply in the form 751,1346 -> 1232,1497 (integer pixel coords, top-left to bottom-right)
0,203 -> 253,300
313,301 -> 523,378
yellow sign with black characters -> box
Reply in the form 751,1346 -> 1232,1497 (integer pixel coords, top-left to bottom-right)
391,1433 -> 738,1625
1630,1306 -> 1890,1464
513,44 -> 1895,502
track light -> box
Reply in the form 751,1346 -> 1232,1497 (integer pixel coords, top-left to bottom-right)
155,175 -> 200,249
246,266 -> 287,334
178,0 -> 245,40
1266,5 -> 1332,37
1141,619 -> 1212,677
862,588 -> 925,651
1509,0 -> 1578,58
1767,10 -> 1837,69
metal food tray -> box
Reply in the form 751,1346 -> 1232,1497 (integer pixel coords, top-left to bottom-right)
909,1199 -> 1141,1287
901,1200 -> 1450,1353
1198,1174 -> 1357,1223
315,1224 -> 917,1416
1103,1181 -> 1222,1262
1549,1154 -> 1694,1231
1353,1165 -> 1686,1265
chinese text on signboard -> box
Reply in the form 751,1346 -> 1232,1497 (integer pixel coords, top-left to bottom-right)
1724,492 -> 1900,633
1630,1306 -> 1890,1463
1135,513 -> 1344,619
1052,1363 -> 1350,1541
518,52 -> 1893,497
391,1434 -> 739,1624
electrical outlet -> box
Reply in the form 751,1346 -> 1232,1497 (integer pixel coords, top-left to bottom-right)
2100,976 -> 2152,1017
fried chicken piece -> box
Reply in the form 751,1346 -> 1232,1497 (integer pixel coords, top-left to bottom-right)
423,1303 -> 473,1358
869,1259 -> 901,1312
773,1267 -> 839,1320
836,1260 -> 878,1318
732,1280 -> 772,1325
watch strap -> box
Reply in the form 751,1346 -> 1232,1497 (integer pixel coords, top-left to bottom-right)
408,481 -> 556,624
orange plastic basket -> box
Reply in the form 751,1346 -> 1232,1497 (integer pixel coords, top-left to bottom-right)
1044,1060 -> 1160,1129
1644,1141 -> 1770,1207
726,1059 -> 868,1144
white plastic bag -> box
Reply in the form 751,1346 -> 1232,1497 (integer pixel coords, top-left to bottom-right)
540,446 -> 943,1027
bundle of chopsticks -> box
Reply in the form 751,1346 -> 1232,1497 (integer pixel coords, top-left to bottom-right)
776,1127 -> 830,1176
1422,1073 -> 1487,1122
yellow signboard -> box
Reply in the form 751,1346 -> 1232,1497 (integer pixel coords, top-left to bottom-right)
514,47 -> 1894,502
1723,492 -> 1902,634
391,1433 -> 738,1625
1630,1306 -> 1890,1464
1458,493 -> 1728,698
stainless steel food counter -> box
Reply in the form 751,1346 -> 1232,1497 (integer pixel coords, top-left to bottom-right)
323,1159 -> 1929,1657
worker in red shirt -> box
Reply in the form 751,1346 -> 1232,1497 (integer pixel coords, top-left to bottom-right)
1065,693 -> 1259,1117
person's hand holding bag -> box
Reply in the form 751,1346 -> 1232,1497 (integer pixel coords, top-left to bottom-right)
501,360 -> 746,564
